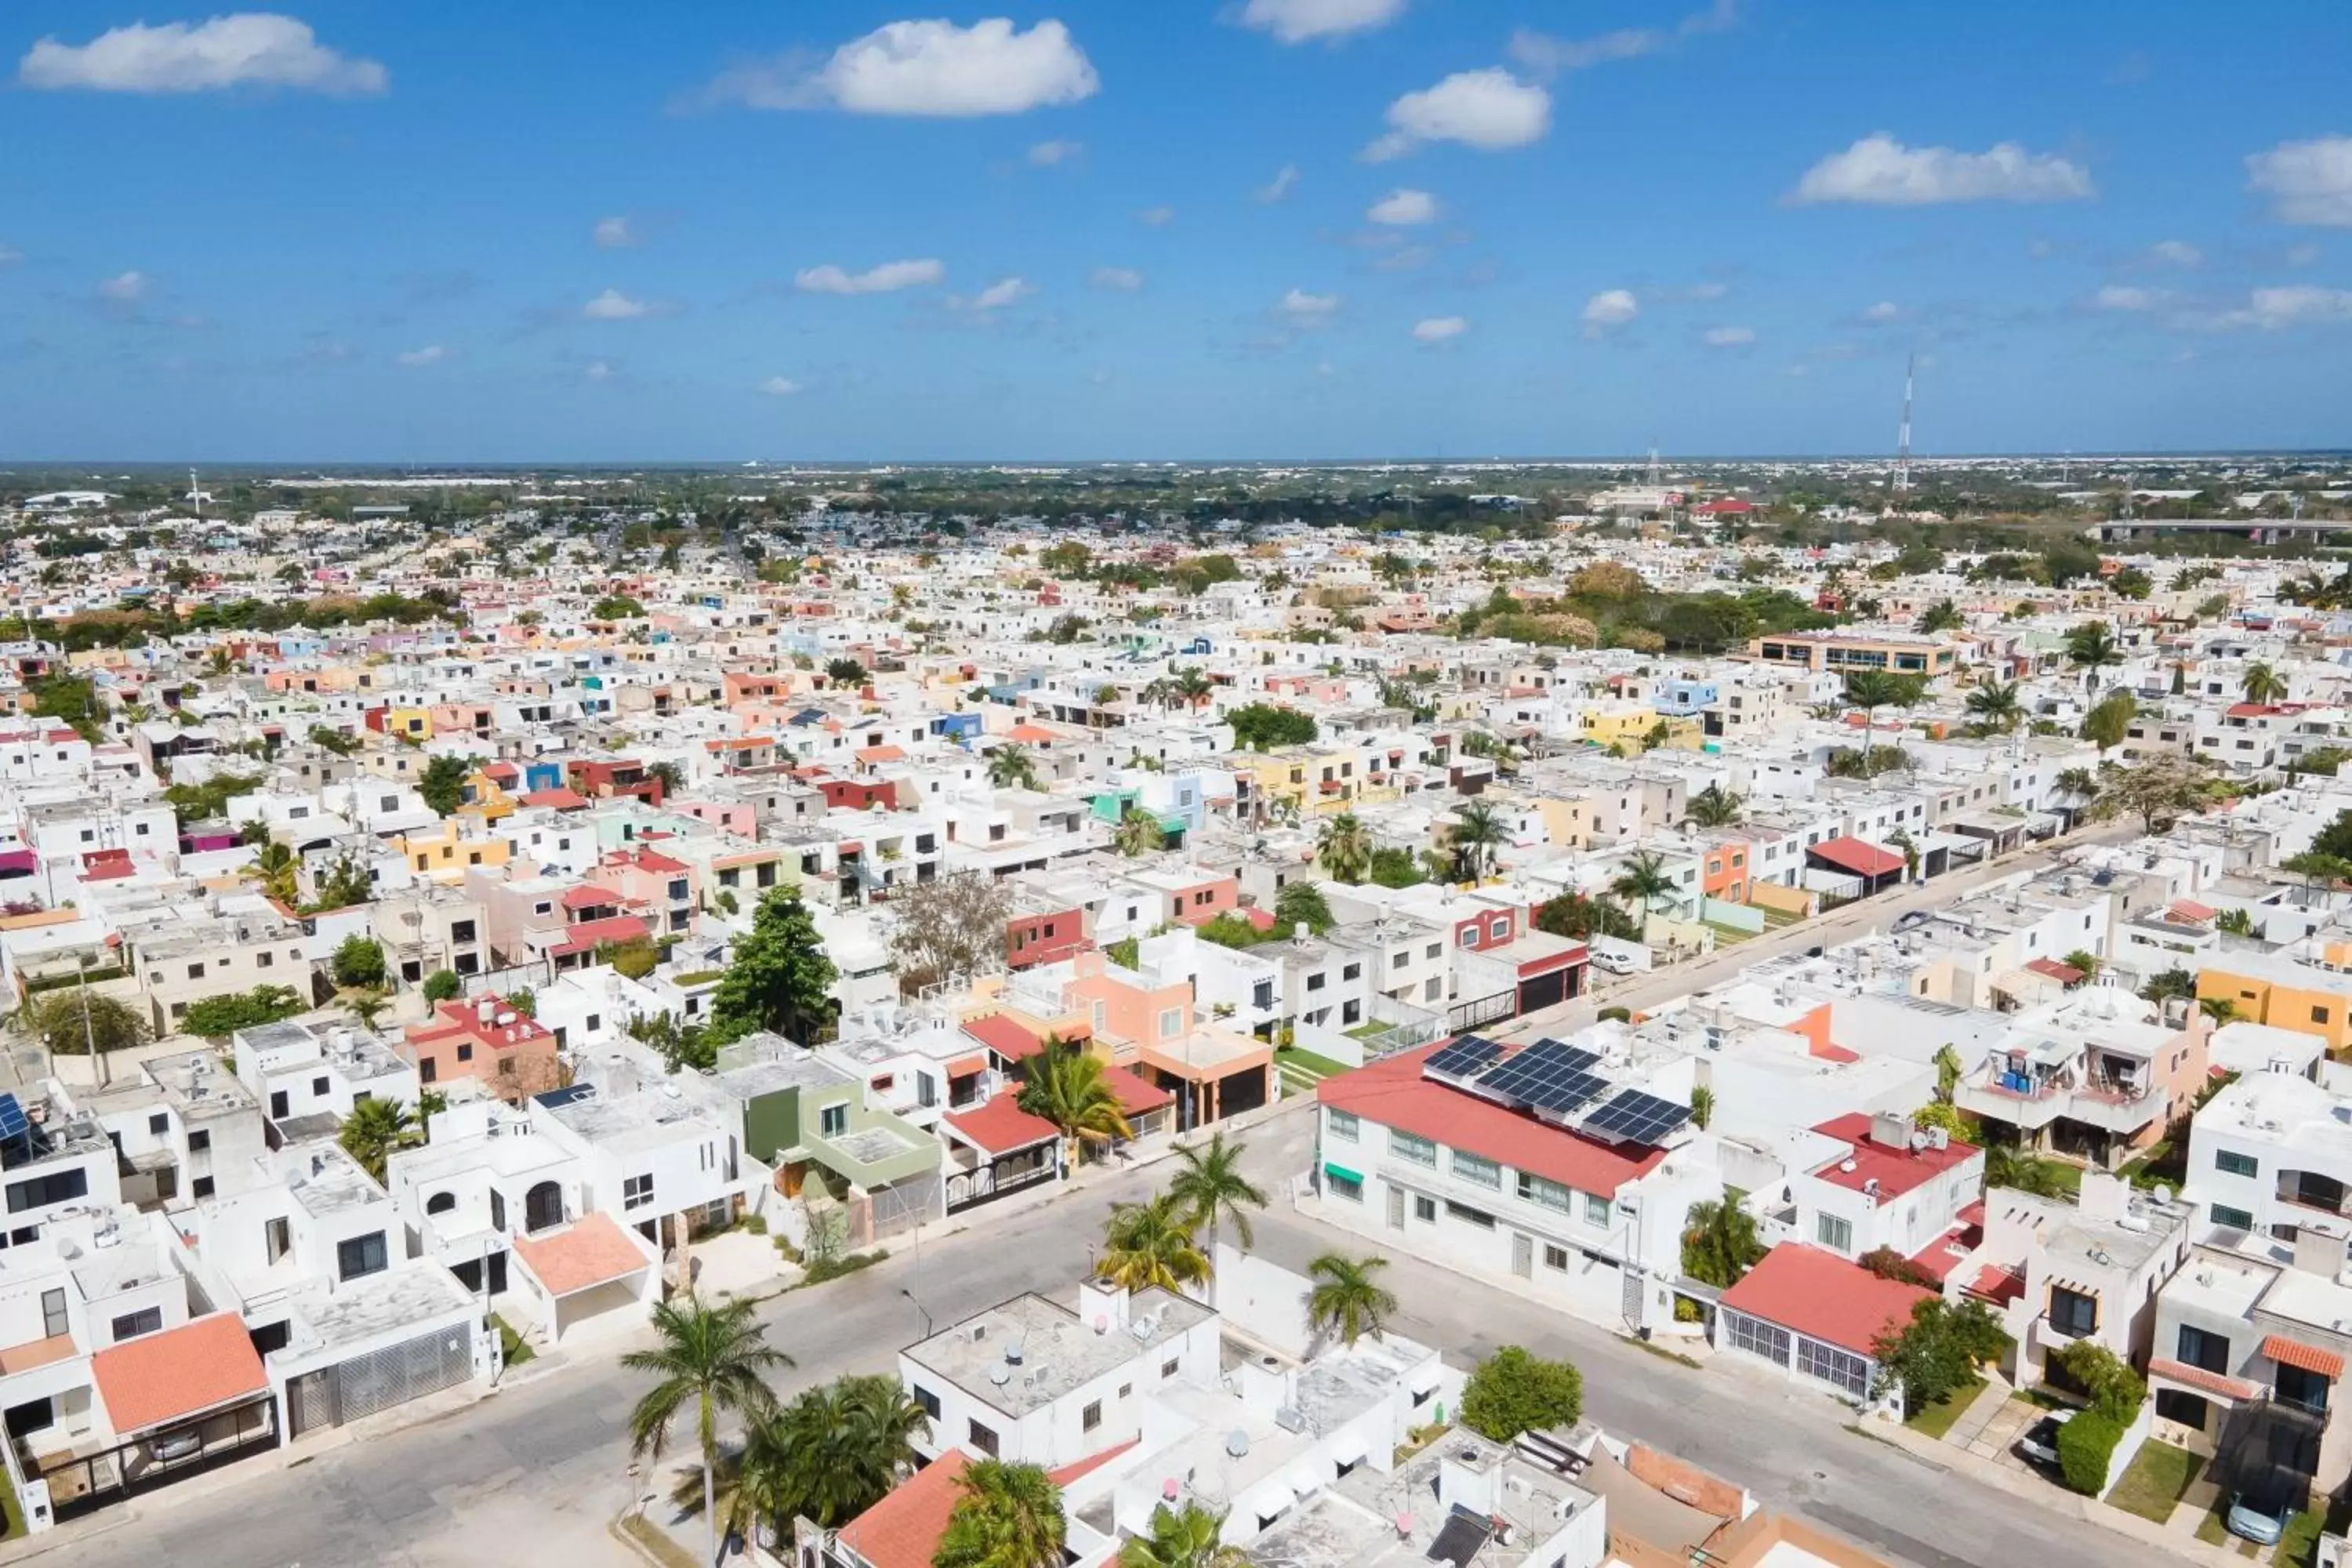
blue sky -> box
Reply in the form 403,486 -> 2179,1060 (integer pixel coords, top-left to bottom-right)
1,1 -> 2347,462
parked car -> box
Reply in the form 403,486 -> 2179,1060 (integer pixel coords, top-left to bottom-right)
2014,1410 -> 2072,1468
146,1428 -> 204,1463
2226,1478 -> 2302,1545
1893,909 -> 1933,932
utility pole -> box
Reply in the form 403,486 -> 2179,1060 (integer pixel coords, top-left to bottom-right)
1894,355 -> 1915,495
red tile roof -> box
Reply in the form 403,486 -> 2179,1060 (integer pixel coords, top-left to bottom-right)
521,786 -> 590,809
836,1453 -> 970,1568
560,884 -> 619,910
1719,1244 -> 1933,1356
1960,1263 -> 2026,1306
553,913 -> 653,956
92,1313 -> 268,1434
1808,1113 -> 1979,1204
1807,837 -> 1906,878
1103,1062 -> 1174,1116
2264,1334 -> 2345,1380
1050,1436 -> 1138,1483
944,1097 -> 1061,1156
1317,1042 -> 1666,1200
512,1212 -> 652,1296
2150,1358 -> 2259,1402
964,1012 -> 1050,1062
2024,957 -> 2085,985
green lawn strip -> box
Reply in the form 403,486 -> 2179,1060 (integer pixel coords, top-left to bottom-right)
1902,1375 -> 1984,1441
2106,1441 -> 2200,1524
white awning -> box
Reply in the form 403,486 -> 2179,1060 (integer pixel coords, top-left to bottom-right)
1331,1429 -> 1371,1467
1408,1362 -> 1445,1396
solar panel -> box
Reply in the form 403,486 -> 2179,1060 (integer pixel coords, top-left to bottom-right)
1425,1508 -> 1496,1568
1473,1040 -> 1609,1116
0,1093 -> 25,1144
1424,1036 -> 1504,1083
1582,1089 -> 1693,1146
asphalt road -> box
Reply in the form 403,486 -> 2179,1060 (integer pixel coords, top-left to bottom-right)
38,1112 -> 2180,1568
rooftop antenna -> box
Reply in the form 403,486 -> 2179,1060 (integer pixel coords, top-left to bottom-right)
1893,355 -> 1914,494
189,467 -> 201,528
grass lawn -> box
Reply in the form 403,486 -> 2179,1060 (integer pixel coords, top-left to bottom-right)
2107,1441 -> 2201,1523
1904,1376 -> 1984,1440
493,1312 -> 535,1367
1277,1045 -> 1352,1080
2279,1508 -> 2328,1568
1702,921 -> 1757,945
2011,1387 -> 2076,1413
618,1513 -> 699,1568
2194,1508 -> 2260,1558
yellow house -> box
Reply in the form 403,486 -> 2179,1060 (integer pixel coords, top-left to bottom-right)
1245,750 -> 1311,823
2198,946 -> 2352,1054
377,706 -> 433,742
1642,714 -> 1704,753
453,767 -> 516,829
1523,792 -> 1596,851
390,821 -> 510,885
1574,701 -> 1661,753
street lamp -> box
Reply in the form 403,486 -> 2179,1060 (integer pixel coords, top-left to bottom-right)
901,1287 -> 931,1338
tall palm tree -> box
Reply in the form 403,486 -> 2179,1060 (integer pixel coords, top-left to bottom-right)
244,840 -> 299,904
2198,996 -> 2238,1026
1120,1501 -> 1243,1568
1097,1192 -> 1210,1294
1140,677 -> 1178,712
2065,622 -> 2120,695
935,1459 -> 1065,1568
1174,667 -> 1213,710
1448,800 -> 1508,882
1916,600 -> 1963,633
668,1410 -> 797,1552
760,1374 -> 929,1528
337,1096 -> 419,1182
987,744 -> 1040,790
1964,681 -> 2024,735
1316,812 -> 1374,884
1687,1084 -> 1715,1131
1679,1199 -> 1764,1287
1683,784 -> 1744,829
1841,669 -> 1904,752
2056,766 -> 2100,806
1167,1132 -> 1267,1258
1016,1041 -> 1132,1167
1305,1253 -> 1397,1348
1112,807 -> 1164,857
2243,662 -> 2288,706
625,1294 -> 793,1568
1609,850 -> 1678,915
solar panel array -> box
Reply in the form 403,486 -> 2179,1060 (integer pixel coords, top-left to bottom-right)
1423,1035 -> 1504,1082
1582,1089 -> 1693,1146
0,1093 -> 26,1144
1470,1039 -> 1609,1117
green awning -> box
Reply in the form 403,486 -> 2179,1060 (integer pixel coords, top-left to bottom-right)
1323,1162 -> 1363,1185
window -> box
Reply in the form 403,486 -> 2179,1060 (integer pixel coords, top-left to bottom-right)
2211,1203 -> 2256,1232
1082,1399 -> 1102,1432
1327,1110 -> 1359,1142
1306,974 -> 1326,993
1162,1356 -> 1181,1377
1451,1150 -> 1501,1189
1543,1244 -> 1570,1271
2047,1285 -> 2099,1338
111,1308 -> 163,1342
456,1043 -> 472,1063
1797,1338 -> 1871,1398
192,1176 -> 214,1199
147,1112 -> 168,1135
256,951 -> 273,969
1252,980 -> 1275,1010
189,1129 -> 210,1152
968,1419 -> 1000,1457
2276,1362 -> 2331,1415
1583,1192 -> 1611,1226
1328,1171 -> 1363,1202
6,1170 -> 89,1214
2316,1006 -> 2332,1026
1342,963 -> 1361,982
40,1287 -> 67,1340
1518,1172 -> 1570,1212
187,963 -> 205,980
2215,1149 -> 2259,1178
1158,1007 -> 1184,1036
623,1173 -> 655,1210
819,1104 -> 849,1138
1390,1131 -> 1436,1167
1815,1214 -> 1854,1253
2177,1324 -> 2231,1374
1413,1195 -> 1436,1223
1461,927 -> 1480,949
1445,1201 -> 1496,1229
1726,1312 -> 1791,1367
337,1231 -> 389,1281
1490,919 -> 1510,941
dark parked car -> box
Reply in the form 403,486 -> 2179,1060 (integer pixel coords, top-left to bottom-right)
2014,1411 -> 2072,1468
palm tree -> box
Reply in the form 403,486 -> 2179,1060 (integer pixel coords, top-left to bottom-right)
2243,662 -> 2288,706
1316,811 -> 1374,884
2215,907 -> 2262,938
2065,622 -> 2120,695
1679,1198 -> 1764,1287
244,840 -> 299,904
1916,600 -> 1963,633
1609,850 -> 1678,915
1174,667 -> 1213,710
625,1294 -> 793,1568
1016,1040 -> 1132,1167
1964,681 -> 2024,735
1842,669 -> 1904,752
668,1411 -> 797,1552
1448,800 -> 1508,882
760,1374 -> 929,1528
1120,1501 -> 1243,1568
1684,784 -> 1744,829
1097,1192 -> 1210,1294
1112,806 -> 1164,857
1886,826 -> 1922,880
1167,1132 -> 1266,1258
1140,677 -> 1178,712
987,744 -> 1040,790
1306,1253 -> 1397,1348
1688,1084 -> 1715,1131
2056,767 -> 2100,807
935,1459 -> 1065,1568
2198,996 -> 2238,1026
1933,1044 -> 1964,1102
337,1096 -> 419,1182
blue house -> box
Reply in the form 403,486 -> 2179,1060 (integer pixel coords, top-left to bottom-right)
1654,678 -> 1720,717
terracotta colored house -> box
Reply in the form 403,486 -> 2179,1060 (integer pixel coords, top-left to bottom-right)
404,993 -> 562,1099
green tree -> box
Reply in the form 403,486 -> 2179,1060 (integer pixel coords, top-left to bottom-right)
1305,1252 -> 1396,1347
2108,567 -> 2153,601
1111,807 -> 1166,857
1119,1501 -> 1243,1568
28,988 -> 149,1057
1226,703 -> 1318,751
1964,681 -> 2024,735
1018,1041 -> 1133,1167
2140,967 -> 2197,1005
1609,850 -> 1678,914
935,1459 -> 1065,1568
597,935 -> 661,980
418,753 -> 474,817
825,657 -> 868,687
1446,800 -> 1508,882
182,985 -> 305,1039
706,888 -> 839,1046
2088,756 -> 2206,833
245,840 -> 299,904
2198,996 -> 2238,1026
1871,1298 -> 2012,1414
2064,622 -> 2120,694
1684,784 -> 1744,829
2079,691 -> 2136,753
1534,892 -> 1641,942
423,968 -> 463,1004
2243,661 -> 2288,706
338,1095 -> 420,1181
1272,880 -> 1334,935
1680,1197 -> 1765,1287
332,935 -> 387,990
757,1374 -> 930,1529
1167,1132 -> 1267,1257
626,1294 -> 793,1568
1459,1345 -> 1584,1442
1097,1192 -> 1210,1294
1316,812 -> 1374,884
987,744 -> 1040,791
1915,600 -> 1963,633
591,593 -> 645,619
1689,1083 -> 1715,1131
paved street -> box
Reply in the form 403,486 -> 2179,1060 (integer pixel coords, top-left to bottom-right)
31,1110 -> 2182,1568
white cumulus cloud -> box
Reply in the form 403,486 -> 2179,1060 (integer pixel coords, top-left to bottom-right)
1367,187 -> 1438,226
1862,299 -> 1903,322
96,270 -> 150,303
593,216 -> 638,249
795,259 -> 946,295
585,361 -> 616,383
396,345 -> 449,367
1581,289 -> 1638,334
2093,285 -> 2168,312
2146,239 -> 2202,267
0,244 -> 22,266
1256,165 -> 1300,203
1282,288 -> 1341,319
1789,134 -> 2095,205
760,376 -> 804,396
2247,137 -> 2352,227
701,18 -> 1097,117
1027,138 -> 1083,166
1138,205 -> 1175,227
1701,325 -> 1755,347
966,276 -> 1033,311
2217,285 -> 2352,331
1090,267 -> 1144,292
1412,315 -> 1468,343
1240,0 -> 1406,45
1364,68 -> 1550,162
1508,0 -> 1737,77
20,13 -> 386,95
583,289 -> 651,321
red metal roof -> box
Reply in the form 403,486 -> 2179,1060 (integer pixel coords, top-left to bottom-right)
553,913 -> 652,956
2150,1358 -> 2259,1402
560,885 -> 619,910
942,1097 -> 1060,1156
1808,1112 -> 1979,1203
1103,1062 -> 1175,1116
92,1313 -> 267,1434
1316,1042 -> 1666,1200
2264,1334 -> 2345,1380
1806,837 -> 1906,878
962,1012 -> 1049,1062
2024,957 -> 2086,984
1718,1244 -> 1933,1356
1961,1263 -> 2027,1306
521,786 -> 590,809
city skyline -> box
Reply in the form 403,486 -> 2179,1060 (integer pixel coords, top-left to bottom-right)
1,0 -> 2347,460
